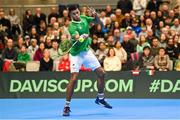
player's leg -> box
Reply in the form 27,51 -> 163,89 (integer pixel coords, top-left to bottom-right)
94,67 -> 112,109
83,50 -> 112,109
63,54 -> 82,116
63,72 -> 79,116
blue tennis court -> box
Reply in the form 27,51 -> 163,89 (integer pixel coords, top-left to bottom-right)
0,99 -> 180,120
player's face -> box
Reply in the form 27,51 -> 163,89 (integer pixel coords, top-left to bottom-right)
70,9 -> 80,21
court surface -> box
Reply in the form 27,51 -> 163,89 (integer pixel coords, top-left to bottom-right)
0,99 -> 180,120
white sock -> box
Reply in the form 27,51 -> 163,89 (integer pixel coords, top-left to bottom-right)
65,101 -> 70,107
98,93 -> 104,100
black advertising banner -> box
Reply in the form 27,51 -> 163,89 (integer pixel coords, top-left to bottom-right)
0,71 -> 180,98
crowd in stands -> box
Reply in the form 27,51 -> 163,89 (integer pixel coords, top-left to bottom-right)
0,0 -> 180,72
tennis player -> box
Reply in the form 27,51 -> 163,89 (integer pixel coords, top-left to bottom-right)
63,5 -> 112,116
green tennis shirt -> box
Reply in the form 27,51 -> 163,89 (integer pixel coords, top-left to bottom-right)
68,15 -> 94,56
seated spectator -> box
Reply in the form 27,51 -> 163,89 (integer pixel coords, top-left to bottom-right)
131,19 -> 142,37
7,9 -> 21,36
139,46 -> 154,70
15,35 -> 25,53
58,54 -> 70,71
104,48 -> 122,71
121,13 -> 132,28
159,33 -> 167,48
154,47 -> 170,71
38,20 -> 47,36
95,42 -> 108,66
90,35 -> 99,53
33,42 -> 45,61
2,39 -> 18,71
39,49 -> 53,71
106,35 -> 115,47
115,9 -> 124,26
136,35 -> 150,53
15,45 -> 30,71
17,45 -> 30,63
114,41 -> 127,64
49,39 -> 59,60
151,37 -> 160,56
121,34 -> 135,60
29,26 -> 40,44
125,27 -> 138,47
171,18 -> 180,32
166,38 -> 176,60
45,36 -> 52,49
2,39 -> 17,61
174,53 -> 180,71
28,39 -> 39,60
173,35 -> 180,59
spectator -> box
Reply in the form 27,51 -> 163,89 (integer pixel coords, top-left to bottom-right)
147,0 -> 163,12
174,53 -> 180,71
133,0 -> 147,17
106,35 -> 115,47
2,39 -> 17,71
48,7 -> 59,24
28,39 -> 39,60
17,45 -> 30,63
7,9 -> 21,36
171,18 -> 180,32
34,8 -> 46,28
39,49 -> 53,71
146,29 -> 154,45
139,46 -> 154,70
49,39 -> 59,60
60,18 -> 70,37
44,36 -> 52,49
155,21 -> 165,38
95,42 -> 108,66
159,33 -> 167,48
131,19 -> 142,37
23,9 -> 34,35
2,39 -> 17,61
29,26 -> 40,44
114,40 -> 127,64
150,11 -> 159,28
173,35 -> 180,59
115,9 -> 124,25
151,37 -> 160,56
58,54 -> 70,71
33,42 -> 45,61
15,35 -> 24,53
121,13 -> 131,28
139,27 -> 147,37
121,34 -> 135,60
117,0 -> 132,15
99,11 -> 107,26
38,20 -> 47,36
0,10 -> 11,39
91,35 -> 99,52
93,23 -> 105,38
166,38 -> 176,60
136,35 -> 150,53
105,5 -> 113,17
154,47 -> 170,71
104,48 -> 122,71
